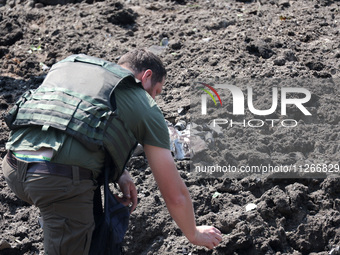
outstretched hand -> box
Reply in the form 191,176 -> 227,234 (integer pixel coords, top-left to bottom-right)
116,170 -> 138,212
190,226 -> 222,249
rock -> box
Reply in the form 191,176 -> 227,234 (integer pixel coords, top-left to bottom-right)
132,143 -> 144,156
0,20 -> 23,46
7,0 -> 15,7
278,0 -> 290,8
0,46 -> 8,58
283,50 -> 298,61
107,8 -> 137,26
273,57 -> 286,66
36,0 -> 75,5
35,2 -> 44,8
25,0 -> 34,8
246,41 -> 275,59
174,120 -> 186,131
334,51 -> 340,58
217,178 -> 242,193
170,41 -> 182,50
305,61 -> 325,71
0,240 -> 11,250
205,19 -> 236,30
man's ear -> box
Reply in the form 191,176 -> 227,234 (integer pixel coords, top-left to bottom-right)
141,69 -> 153,89
141,69 -> 152,82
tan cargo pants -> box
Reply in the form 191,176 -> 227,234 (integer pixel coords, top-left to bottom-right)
2,153 -> 97,255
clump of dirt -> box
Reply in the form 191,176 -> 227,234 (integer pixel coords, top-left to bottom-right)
1,0 -> 340,254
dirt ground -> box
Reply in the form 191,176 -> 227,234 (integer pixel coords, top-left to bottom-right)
1,0 -> 340,254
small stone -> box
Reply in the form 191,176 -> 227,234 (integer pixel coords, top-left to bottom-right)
24,0 -> 34,7
35,2 -> 44,8
274,57 -> 286,66
306,61 -> 324,71
154,195 -> 161,204
170,41 -> 182,50
125,30 -> 134,37
278,0 -> 290,8
8,0 -> 15,8
174,120 -> 186,131
283,50 -> 298,62
132,144 -> 144,156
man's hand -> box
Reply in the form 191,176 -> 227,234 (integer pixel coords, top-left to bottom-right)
116,170 -> 138,212
143,145 -> 222,249
189,226 -> 222,249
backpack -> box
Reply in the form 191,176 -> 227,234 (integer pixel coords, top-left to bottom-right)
89,154 -> 130,255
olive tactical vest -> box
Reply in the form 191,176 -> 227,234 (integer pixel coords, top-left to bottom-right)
5,54 -> 139,181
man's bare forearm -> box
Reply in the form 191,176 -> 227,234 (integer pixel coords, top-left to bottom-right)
144,144 -> 222,249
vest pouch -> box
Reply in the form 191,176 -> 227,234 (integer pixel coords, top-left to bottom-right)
11,89 -> 82,133
4,90 -> 34,130
4,104 -> 19,130
103,114 -> 138,181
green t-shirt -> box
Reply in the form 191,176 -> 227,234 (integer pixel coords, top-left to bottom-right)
6,83 -> 170,179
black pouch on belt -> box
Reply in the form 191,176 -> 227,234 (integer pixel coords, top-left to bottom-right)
89,152 -> 130,255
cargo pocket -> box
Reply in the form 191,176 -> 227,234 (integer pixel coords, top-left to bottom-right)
44,217 -> 66,255
52,197 -> 95,255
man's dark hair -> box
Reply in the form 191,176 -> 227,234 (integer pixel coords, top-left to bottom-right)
118,49 -> 167,85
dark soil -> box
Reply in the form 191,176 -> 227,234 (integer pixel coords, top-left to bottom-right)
1,0 -> 340,254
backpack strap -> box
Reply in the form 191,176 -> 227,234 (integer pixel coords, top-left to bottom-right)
89,152 -> 130,255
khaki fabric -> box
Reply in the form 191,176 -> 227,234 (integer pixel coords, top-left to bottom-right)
2,154 -> 96,255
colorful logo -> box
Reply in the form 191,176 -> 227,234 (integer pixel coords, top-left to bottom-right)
197,82 -> 222,106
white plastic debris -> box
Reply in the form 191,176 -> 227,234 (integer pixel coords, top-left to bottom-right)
39,62 -> 50,71
212,192 -> 221,198
202,37 -> 212,42
167,121 -> 190,160
245,203 -> 257,212
160,37 -> 169,47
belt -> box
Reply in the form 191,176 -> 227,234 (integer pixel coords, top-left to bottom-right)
7,151 -> 93,180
